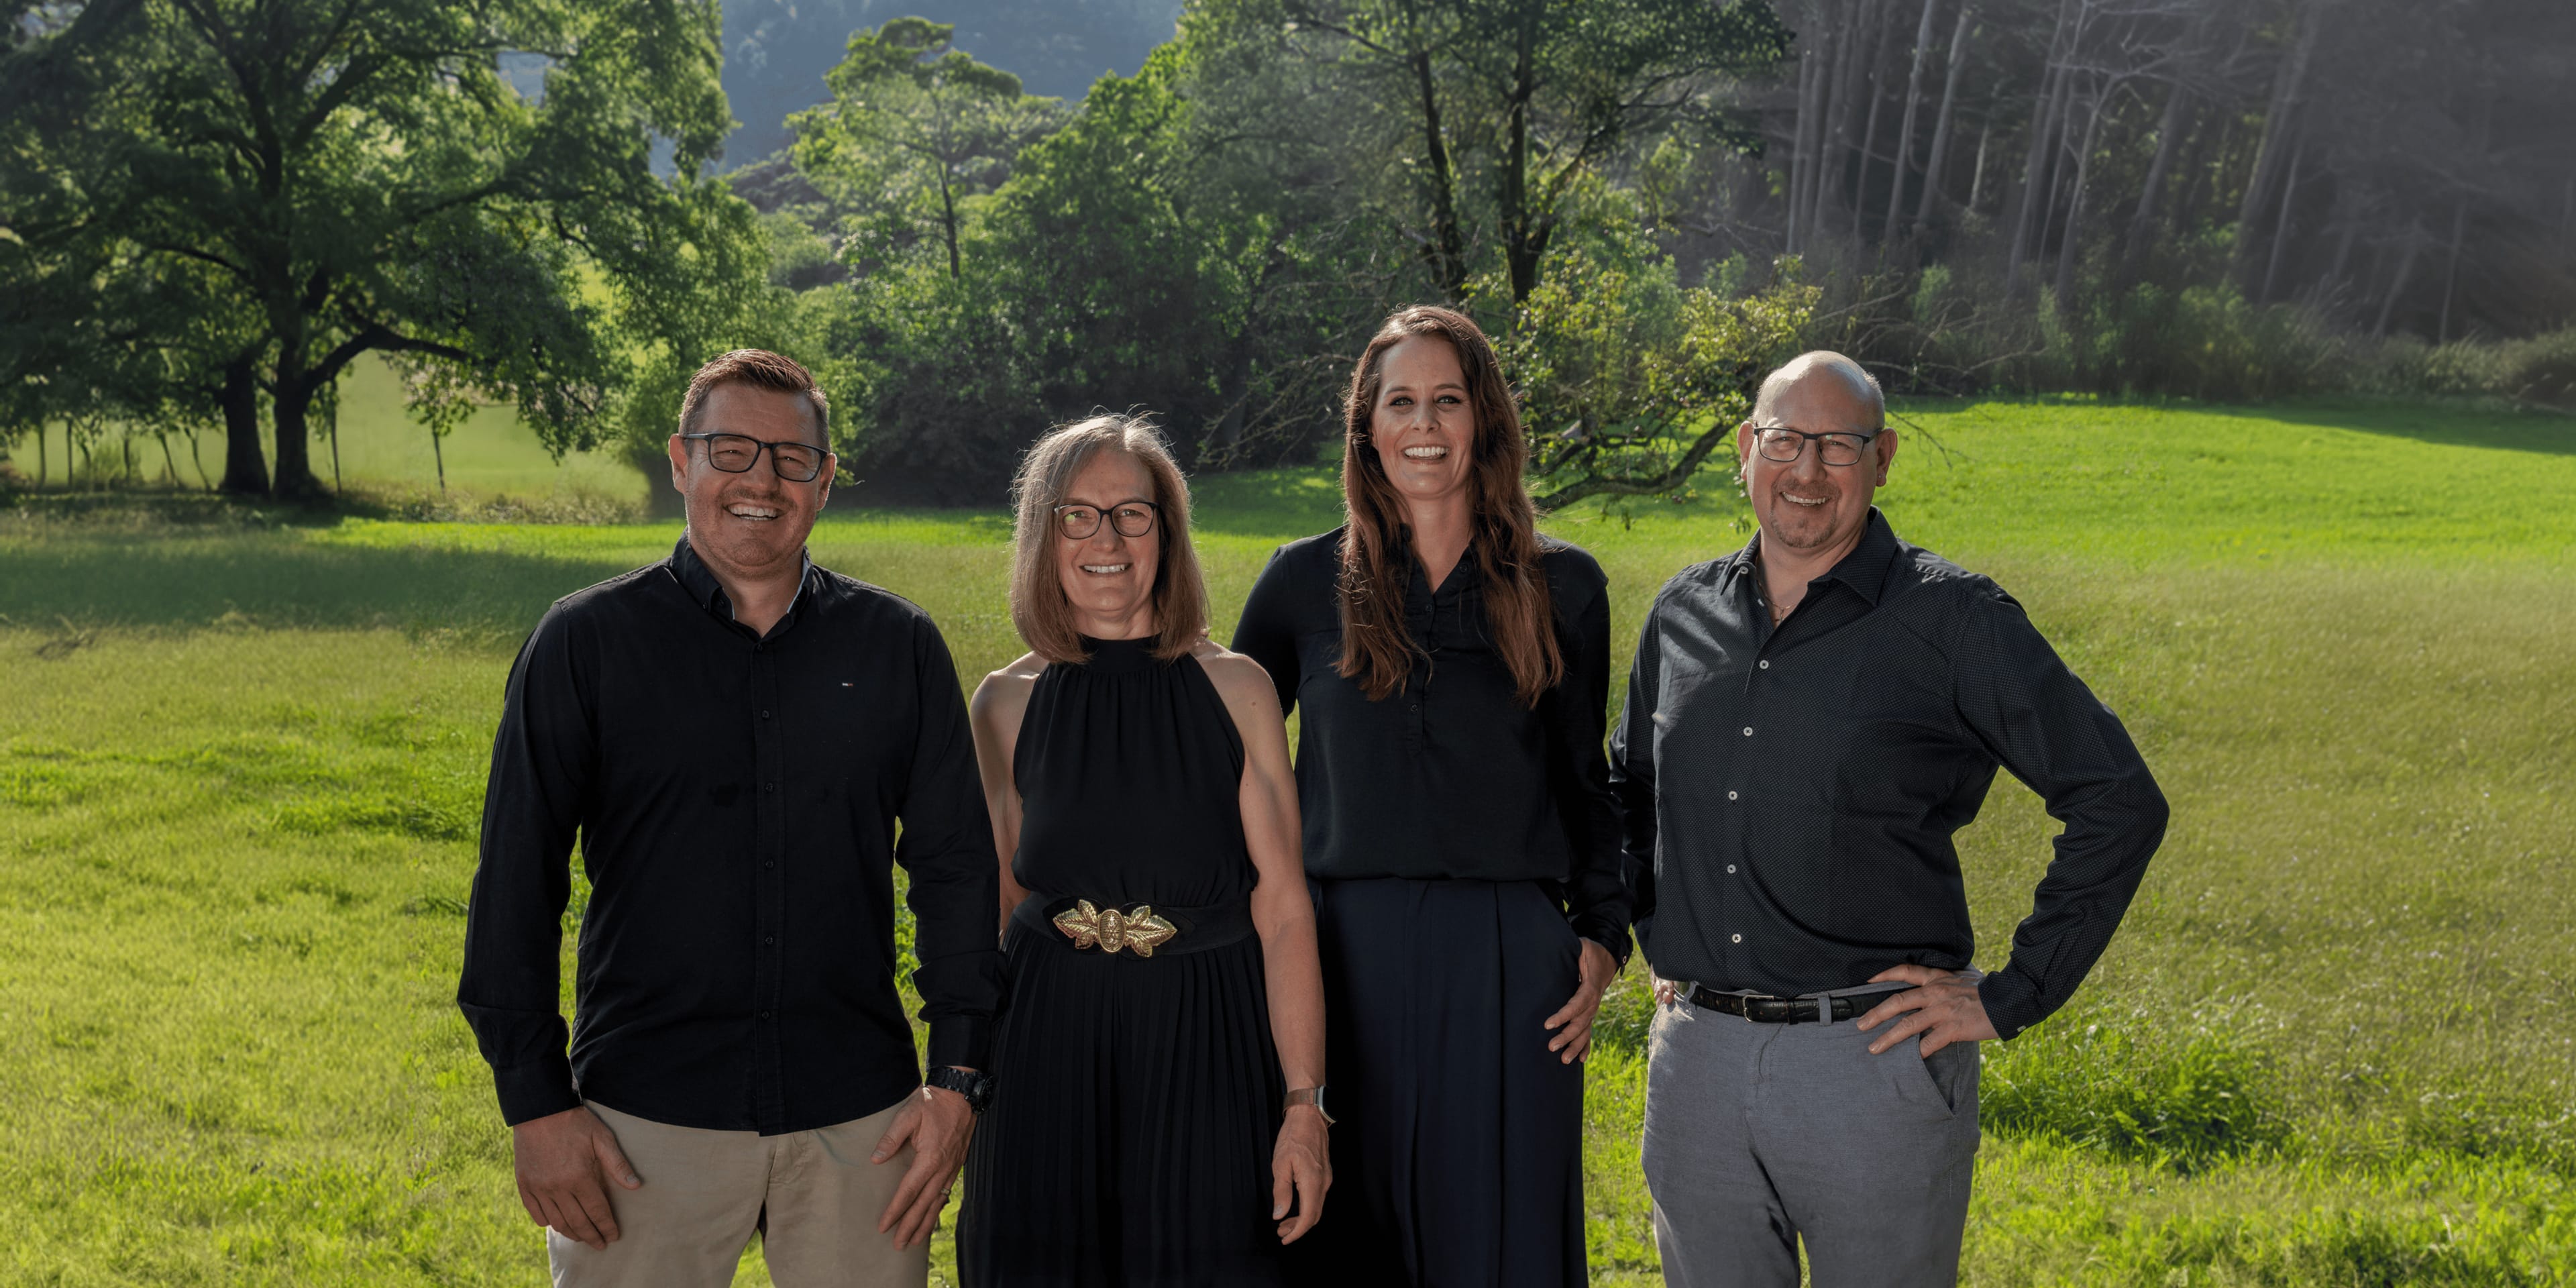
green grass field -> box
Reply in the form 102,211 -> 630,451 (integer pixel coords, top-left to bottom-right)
4,396 -> 2573,1285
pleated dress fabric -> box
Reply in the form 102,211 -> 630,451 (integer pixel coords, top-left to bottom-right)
959,637 -> 1285,1287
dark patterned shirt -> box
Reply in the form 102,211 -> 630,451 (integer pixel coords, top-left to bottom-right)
458,536 -> 1002,1133
1610,510 -> 2166,1038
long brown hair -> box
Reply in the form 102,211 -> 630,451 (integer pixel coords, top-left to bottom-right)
1008,413 -> 1210,664
1338,306 -> 1562,706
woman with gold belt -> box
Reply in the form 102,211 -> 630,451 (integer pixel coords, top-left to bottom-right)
958,414 -> 1330,1285
1232,307 -> 1632,1287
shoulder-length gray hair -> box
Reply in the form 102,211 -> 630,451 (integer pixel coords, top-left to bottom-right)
1008,413 -> 1209,665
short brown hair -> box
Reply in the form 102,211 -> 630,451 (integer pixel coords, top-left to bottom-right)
678,350 -> 830,445
1339,305 -> 1562,706
1008,414 -> 1209,665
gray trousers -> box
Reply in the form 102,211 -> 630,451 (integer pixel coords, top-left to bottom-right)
1640,993 -> 1980,1287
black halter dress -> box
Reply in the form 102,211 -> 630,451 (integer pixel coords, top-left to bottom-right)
959,637 -> 1286,1287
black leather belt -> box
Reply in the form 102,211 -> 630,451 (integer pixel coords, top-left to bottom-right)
1686,984 -> 1898,1024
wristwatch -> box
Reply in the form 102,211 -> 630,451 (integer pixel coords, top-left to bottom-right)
1285,1085 -> 1335,1126
926,1065 -> 995,1114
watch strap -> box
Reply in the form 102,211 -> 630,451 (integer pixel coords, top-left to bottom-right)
1284,1085 -> 1334,1126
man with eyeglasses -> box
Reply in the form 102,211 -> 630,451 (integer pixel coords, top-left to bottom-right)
1610,352 -> 2166,1286
459,350 -> 1003,1286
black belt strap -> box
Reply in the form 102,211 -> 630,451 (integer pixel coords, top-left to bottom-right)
1686,984 -> 1900,1024
1010,894 -> 1256,956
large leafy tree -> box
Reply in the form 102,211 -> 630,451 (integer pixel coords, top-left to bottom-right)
790,17 -> 1064,281
1,0 -> 757,498
1264,0 -> 1790,300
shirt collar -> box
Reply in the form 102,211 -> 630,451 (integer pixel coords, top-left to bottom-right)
668,533 -> 816,626
1726,506 -> 1899,606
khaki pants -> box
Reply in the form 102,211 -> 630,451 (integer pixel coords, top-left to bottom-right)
547,1098 -> 930,1288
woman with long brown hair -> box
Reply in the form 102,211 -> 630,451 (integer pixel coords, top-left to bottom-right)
1231,307 -> 1631,1285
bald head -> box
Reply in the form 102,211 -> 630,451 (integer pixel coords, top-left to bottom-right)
1754,352 -> 1884,432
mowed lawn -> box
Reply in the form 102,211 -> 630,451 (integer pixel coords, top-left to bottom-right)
3,398 -> 2573,1285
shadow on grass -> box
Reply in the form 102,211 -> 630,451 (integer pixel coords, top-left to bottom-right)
2200,396 -> 2576,455
1,537 -> 629,637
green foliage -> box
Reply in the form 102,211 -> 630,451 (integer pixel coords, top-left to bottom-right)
790,18 -> 1065,280
1494,213 -> 1819,508
1982,1018 -> 2286,1172
1,0 -> 767,496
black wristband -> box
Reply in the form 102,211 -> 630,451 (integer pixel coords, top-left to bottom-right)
926,1065 -> 994,1113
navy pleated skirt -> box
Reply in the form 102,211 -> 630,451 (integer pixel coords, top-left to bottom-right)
1286,877 -> 1587,1287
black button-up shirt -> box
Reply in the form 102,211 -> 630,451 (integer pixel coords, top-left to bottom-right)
458,536 -> 1002,1134
1232,529 -> 1632,960
1610,511 -> 2166,1038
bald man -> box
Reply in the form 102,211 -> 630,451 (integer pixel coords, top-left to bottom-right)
1608,353 -> 2167,1286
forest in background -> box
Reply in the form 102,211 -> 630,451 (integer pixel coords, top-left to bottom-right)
5,0 -> 2575,506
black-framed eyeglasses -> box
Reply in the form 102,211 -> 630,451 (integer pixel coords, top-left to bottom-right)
1749,424 -> 1881,467
1054,500 -> 1159,540
681,432 -> 831,482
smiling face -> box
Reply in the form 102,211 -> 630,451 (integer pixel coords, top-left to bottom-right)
1737,362 -> 1896,557
1052,448 -> 1163,640
1367,335 -> 1477,512
667,381 -> 833,579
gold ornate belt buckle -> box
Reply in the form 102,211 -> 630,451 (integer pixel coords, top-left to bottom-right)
1052,900 -> 1179,957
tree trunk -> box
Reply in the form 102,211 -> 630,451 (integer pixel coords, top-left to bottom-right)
1501,3 -> 1544,301
1787,23 -> 1824,256
2235,0 -> 2326,279
938,171 -> 961,280
1882,0 -> 1940,244
2259,137 -> 2307,305
1967,116 -> 1990,212
219,354 -> 268,495
2053,83 -> 2103,313
1846,0 -> 1894,244
2126,78 -> 2189,252
2005,0 -> 2076,294
270,352 -> 323,500
1914,1 -> 1974,227
1409,46 -> 1468,298
2438,198 -> 2468,342
2373,223 -> 2421,337
1808,0 -> 1861,252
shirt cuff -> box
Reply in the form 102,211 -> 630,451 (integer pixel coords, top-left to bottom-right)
1976,968 -> 2046,1041
926,1016 -> 994,1072
1571,916 -> 1633,973
491,1054 -> 582,1126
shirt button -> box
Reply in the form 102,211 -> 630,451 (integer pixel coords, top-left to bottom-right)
1727,790 -> 1739,801
764,860 -> 777,869
759,1010 -> 773,1021
764,935 -> 776,945
1742,727 -> 1754,737
760,710 -> 773,720
1727,864 -> 1737,873
765,782 -> 778,793
1758,659 -> 1770,669
1731,933 -> 1743,944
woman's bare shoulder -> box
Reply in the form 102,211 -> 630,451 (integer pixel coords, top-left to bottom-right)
971,652 -> 1047,720
1189,641 -> 1282,714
